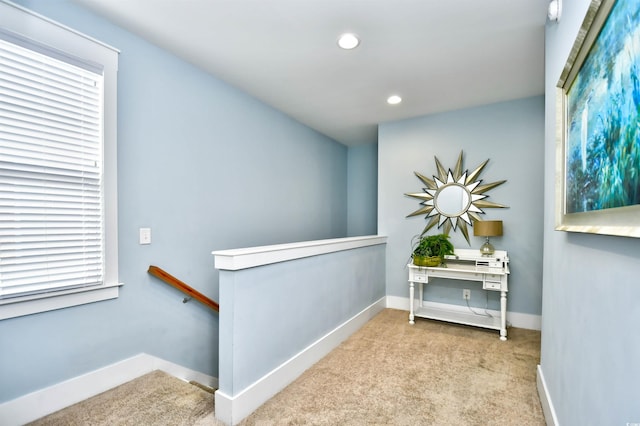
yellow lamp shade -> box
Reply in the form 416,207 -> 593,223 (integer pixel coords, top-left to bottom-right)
473,220 -> 503,237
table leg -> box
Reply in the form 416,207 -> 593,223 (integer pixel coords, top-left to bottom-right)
409,281 -> 415,325
500,290 -> 507,341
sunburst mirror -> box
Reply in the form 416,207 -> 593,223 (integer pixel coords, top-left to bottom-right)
406,151 -> 508,244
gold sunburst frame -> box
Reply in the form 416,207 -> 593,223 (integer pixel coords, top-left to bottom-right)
406,151 -> 507,244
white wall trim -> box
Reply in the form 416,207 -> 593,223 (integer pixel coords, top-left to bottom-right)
0,283 -> 122,320
212,235 -> 387,270
0,0 -> 119,52
385,295 -> 541,330
0,353 -> 217,426
215,296 -> 386,425
537,365 -> 559,426
507,309 -> 542,331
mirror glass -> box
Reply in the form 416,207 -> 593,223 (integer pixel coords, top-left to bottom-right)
406,151 -> 508,244
435,184 -> 470,217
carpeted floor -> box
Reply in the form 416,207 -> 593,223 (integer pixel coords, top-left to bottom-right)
28,308 -> 544,425
240,308 -> 544,425
27,370 -> 217,426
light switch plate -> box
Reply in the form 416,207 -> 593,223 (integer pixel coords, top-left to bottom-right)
139,227 -> 151,245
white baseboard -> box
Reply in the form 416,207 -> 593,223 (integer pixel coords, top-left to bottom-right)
385,295 -> 541,330
0,353 -> 217,426
507,310 -> 542,331
537,365 -> 558,426
215,296 -> 386,425
152,355 -> 218,389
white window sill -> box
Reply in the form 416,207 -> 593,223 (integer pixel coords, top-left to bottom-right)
0,283 -> 123,320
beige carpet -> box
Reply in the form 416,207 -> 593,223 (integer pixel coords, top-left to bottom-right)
28,308 -> 544,425
240,308 -> 544,425
28,370 -> 217,426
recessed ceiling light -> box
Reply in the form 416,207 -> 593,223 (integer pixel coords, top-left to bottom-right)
337,33 -> 360,50
387,95 -> 402,105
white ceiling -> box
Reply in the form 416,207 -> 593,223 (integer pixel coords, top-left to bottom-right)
72,0 -> 548,146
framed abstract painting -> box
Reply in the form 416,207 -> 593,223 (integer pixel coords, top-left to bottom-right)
556,0 -> 640,238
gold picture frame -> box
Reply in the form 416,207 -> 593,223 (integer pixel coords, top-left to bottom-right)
556,0 -> 640,238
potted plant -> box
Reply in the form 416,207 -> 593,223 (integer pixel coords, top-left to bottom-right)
411,233 -> 455,267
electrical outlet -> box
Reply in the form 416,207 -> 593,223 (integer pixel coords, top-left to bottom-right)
463,289 -> 471,300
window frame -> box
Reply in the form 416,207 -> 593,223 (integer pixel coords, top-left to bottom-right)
0,0 -> 120,320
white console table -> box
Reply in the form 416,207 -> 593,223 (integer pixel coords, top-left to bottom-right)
408,249 -> 510,340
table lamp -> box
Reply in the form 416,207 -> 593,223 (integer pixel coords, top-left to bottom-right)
473,220 -> 503,256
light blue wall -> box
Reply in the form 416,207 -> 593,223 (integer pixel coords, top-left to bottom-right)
0,0 -> 348,404
379,96 -> 544,315
347,143 -> 378,236
541,1 -> 640,423
218,243 -> 386,395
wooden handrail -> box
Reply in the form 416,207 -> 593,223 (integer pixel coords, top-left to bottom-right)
148,265 -> 219,313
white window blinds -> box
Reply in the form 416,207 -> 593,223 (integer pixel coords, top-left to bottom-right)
0,34 -> 105,298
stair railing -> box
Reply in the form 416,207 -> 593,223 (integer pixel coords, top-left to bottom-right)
148,265 -> 219,313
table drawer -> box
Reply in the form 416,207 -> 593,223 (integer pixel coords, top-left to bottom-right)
411,272 -> 427,282
483,280 -> 502,291
429,270 -> 483,281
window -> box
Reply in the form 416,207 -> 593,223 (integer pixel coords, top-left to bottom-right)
0,2 -> 119,320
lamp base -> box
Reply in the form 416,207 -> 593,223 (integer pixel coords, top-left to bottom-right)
479,238 -> 495,256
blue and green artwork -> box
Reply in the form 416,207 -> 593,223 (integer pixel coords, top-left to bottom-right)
566,0 -> 640,213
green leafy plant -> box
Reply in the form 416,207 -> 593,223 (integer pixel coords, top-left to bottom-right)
411,233 -> 455,259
